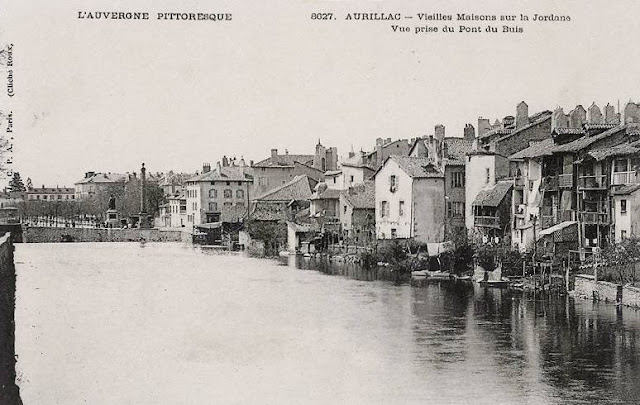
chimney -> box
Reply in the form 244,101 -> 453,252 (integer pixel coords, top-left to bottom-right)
222,155 -> 229,167
348,151 -> 355,158
587,103 -> 603,124
477,118 -> 491,137
503,116 -> 515,129
216,161 -> 222,173
249,160 -> 254,166
85,171 -> 95,178
463,123 -> 475,141
551,108 -> 568,130
376,137 -> 384,146
270,148 -> 278,161
516,101 -> 529,129
569,105 -> 587,128
434,125 -> 445,141
202,163 -> 211,173
604,103 -> 617,124
240,157 -> 246,166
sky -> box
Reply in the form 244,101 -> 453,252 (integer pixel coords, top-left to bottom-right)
1,0 -> 640,187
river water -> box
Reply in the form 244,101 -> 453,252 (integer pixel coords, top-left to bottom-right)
13,243 -> 640,404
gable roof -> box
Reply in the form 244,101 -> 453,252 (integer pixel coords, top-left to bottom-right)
187,166 -> 252,182
584,140 -> 640,162
552,125 -> 625,154
612,183 -> 640,196
494,112 -> 552,144
380,156 -> 444,178
255,175 -> 314,201
472,180 -> 513,207
310,187 -> 342,200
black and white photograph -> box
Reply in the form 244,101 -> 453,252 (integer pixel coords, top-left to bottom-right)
1,1 -> 640,404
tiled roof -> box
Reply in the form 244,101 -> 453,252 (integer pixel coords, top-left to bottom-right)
255,175 -> 314,201
75,173 -> 127,185
480,128 -> 513,140
187,166 -> 252,182
553,127 -> 584,136
343,181 -> 375,209
472,180 -> 513,207
252,154 -> 314,168
612,184 -> 640,196
311,187 -> 342,200
586,140 -> 640,162
509,138 -> 556,160
387,156 -> 444,178
583,123 -> 617,131
250,202 -> 288,221
495,113 -> 552,143
552,125 -> 625,154
443,137 -> 473,165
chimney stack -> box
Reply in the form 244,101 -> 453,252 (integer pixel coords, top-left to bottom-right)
202,163 -> 211,173
216,161 -> 222,173
463,123 -> 475,141
477,118 -> 491,137
434,124 -> 445,141
271,148 -> 278,161
516,101 -> 529,129
588,103 -> 603,124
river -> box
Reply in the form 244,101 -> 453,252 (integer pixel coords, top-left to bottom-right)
13,243 -> 640,404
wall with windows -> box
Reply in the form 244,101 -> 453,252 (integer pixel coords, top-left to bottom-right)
465,153 -> 498,230
375,159 -> 413,239
614,190 -> 640,242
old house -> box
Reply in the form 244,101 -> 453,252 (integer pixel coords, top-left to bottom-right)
340,181 -> 375,244
374,155 -> 445,242
471,180 -> 513,244
251,141 -> 337,197
185,161 -> 253,227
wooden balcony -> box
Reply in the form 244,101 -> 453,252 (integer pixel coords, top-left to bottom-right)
579,211 -> 610,225
558,173 -> 573,188
577,175 -> 607,190
474,215 -> 501,229
540,176 -> 558,191
612,171 -> 640,186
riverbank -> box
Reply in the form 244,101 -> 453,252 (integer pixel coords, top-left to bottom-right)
21,226 -> 186,243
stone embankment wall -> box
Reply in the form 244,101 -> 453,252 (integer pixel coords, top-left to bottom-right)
572,274 -> 640,308
0,233 -> 22,404
22,227 -> 183,243
622,285 -> 640,308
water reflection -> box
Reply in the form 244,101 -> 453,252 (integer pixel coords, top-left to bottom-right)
13,244 -> 640,404
290,255 -> 640,404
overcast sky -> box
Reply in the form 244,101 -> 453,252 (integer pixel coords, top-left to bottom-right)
2,0 -> 639,187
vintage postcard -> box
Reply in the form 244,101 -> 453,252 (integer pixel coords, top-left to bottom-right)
1,0 -> 640,404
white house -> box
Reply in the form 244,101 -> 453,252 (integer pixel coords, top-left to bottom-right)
374,155 -> 445,242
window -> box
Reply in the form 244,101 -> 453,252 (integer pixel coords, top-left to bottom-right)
350,175 -> 354,183
381,201 -> 388,217
333,177 -> 336,184
237,202 -> 245,207
226,181 -> 231,186
485,168 -> 490,184
447,202 -> 465,218
43,195 -> 47,200
390,175 -> 397,191
209,189 -> 217,198
236,189 -> 244,199
452,172 -> 464,188
343,205 -> 347,214
224,189 -> 232,198
399,201 -> 405,216
622,230 -> 628,239
237,181 -> 242,186
58,195 -> 62,200
621,199 -> 627,214
224,202 -> 232,207
614,158 -> 629,173
208,202 -> 218,212
391,228 -> 397,238
258,177 -> 268,186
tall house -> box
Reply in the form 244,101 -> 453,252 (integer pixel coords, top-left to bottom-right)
374,156 -> 445,243
185,161 -> 253,226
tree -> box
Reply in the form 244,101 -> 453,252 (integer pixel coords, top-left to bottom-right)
8,172 -> 25,192
25,177 -> 33,190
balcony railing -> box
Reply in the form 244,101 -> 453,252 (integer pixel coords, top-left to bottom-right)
612,171 -> 640,185
558,173 -> 573,188
579,211 -> 610,225
474,215 -> 501,228
577,175 -> 607,190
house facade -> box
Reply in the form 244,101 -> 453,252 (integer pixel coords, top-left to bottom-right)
375,156 -> 445,243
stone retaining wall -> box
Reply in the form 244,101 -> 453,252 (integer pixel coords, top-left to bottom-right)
622,285 -> 640,308
23,226 -> 183,243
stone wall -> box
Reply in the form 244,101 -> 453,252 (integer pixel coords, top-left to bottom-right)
0,233 -> 22,404
622,285 -> 640,308
23,227 -> 183,243
574,274 -> 621,304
